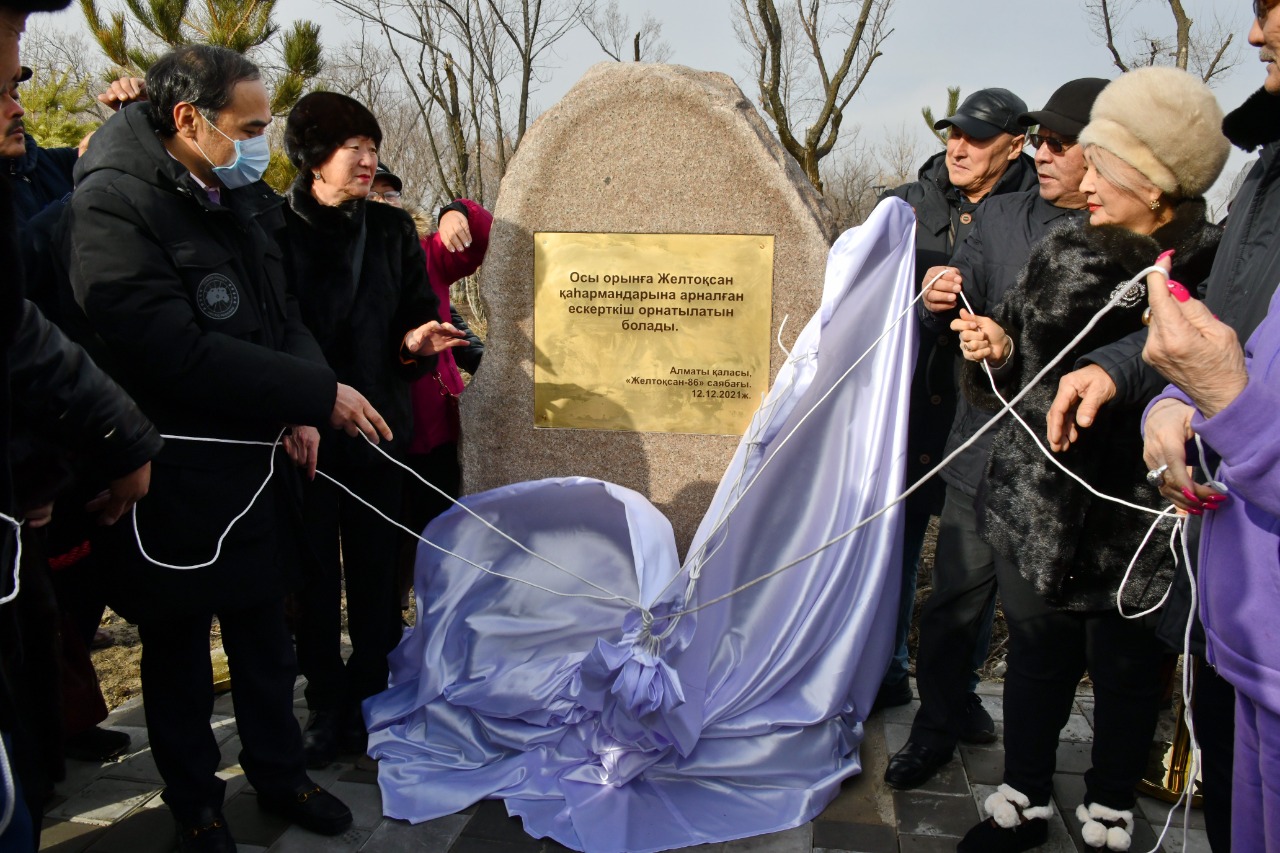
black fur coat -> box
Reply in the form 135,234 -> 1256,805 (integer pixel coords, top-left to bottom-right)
964,200 -> 1221,612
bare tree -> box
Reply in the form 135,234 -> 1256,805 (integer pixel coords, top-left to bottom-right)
584,0 -> 672,62
876,121 -> 925,187
319,38 -> 442,211
327,0 -> 588,209
733,0 -> 896,192
821,121 -> 924,230
1086,0 -> 1240,84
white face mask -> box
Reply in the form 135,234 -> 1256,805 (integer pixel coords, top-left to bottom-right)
193,112 -> 271,189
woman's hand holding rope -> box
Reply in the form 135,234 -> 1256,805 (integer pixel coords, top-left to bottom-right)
950,309 -> 1012,366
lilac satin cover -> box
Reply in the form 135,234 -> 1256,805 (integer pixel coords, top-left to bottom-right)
365,199 -> 919,852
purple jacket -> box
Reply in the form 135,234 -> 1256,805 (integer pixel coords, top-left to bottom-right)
1147,283 -> 1280,717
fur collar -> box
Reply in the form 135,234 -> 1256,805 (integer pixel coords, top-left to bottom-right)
1223,87 -> 1280,152
286,175 -> 365,236
1052,198 -> 1220,286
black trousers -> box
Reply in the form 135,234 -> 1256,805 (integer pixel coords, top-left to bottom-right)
910,485 -> 997,751
295,458 -> 404,713
996,554 -> 1168,809
137,598 -> 306,823
1192,659 -> 1234,853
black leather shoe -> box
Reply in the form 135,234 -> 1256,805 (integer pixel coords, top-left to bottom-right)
959,693 -> 998,745
257,780 -> 353,836
64,726 -> 132,762
872,676 -> 913,711
883,740 -> 953,789
957,816 -> 1048,852
302,709 -> 340,769
175,808 -> 235,853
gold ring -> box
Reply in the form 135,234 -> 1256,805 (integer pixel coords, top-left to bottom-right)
1141,307 -> 1152,326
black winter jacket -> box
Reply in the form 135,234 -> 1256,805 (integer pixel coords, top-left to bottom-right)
64,103 -> 338,621
276,179 -> 438,460
1,171 -> 161,730
964,201 -> 1221,612
883,150 -> 1038,514
6,135 -> 75,228
923,190 -> 1084,496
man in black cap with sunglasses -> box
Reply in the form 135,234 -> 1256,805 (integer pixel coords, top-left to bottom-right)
873,88 -> 1035,724
884,78 -> 1109,791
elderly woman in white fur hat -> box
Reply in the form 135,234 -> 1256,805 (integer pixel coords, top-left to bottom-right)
948,67 -> 1229,852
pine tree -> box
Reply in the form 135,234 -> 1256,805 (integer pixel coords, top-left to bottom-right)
80,0 -> 322,188
80,0 -> 323,115
20,67 -> 101,148
921,86 -> 961,148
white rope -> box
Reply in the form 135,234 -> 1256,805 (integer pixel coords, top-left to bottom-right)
0,731 -> 15,840
0,516 -> 20,836
957,286 -> 1173,519
129,429 -> 640,607
131,428 -> 287,570
353,437 -> 640,607
649,265 -> 1178,627
313,468 -> 636,606
1115,511 -> 1181,620
0,513 -> 22,608
1141,524 -> 1202,853
72,263 -> 1211,644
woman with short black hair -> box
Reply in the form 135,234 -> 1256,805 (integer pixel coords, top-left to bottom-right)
277,91 -> 475,767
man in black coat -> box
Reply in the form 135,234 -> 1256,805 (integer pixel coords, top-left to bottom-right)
64,44 -> 394,852
874,88 -> 1036,716
883,78 -> 1108,791
2,68 -> 76,228
0,1 -> 160,848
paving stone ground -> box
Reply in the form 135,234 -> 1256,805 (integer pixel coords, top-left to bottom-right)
39,679 -> 1210,853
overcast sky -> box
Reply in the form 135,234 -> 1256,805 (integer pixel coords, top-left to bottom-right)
36,0 -> 1263,204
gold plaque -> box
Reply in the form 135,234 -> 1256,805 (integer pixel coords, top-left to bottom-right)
534,233 -> 774,435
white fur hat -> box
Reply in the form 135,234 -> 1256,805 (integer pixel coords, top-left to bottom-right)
1078,66 -> 1228,199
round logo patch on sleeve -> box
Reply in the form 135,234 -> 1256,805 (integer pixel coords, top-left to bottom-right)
196,274 -> 240,320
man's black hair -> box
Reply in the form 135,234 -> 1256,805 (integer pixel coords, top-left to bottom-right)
146,44 -> 260,138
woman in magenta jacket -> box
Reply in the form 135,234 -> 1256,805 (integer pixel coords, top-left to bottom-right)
400,198 -> 492,586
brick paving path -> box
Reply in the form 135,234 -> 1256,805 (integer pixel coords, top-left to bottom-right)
39,680 -> 1211,853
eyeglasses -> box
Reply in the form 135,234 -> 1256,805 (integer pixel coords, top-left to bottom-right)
1028,134 -> 1077,155
369,190 -> 401,202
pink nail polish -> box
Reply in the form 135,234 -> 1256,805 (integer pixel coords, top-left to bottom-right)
1156,249 -> 1175,262
1209,494 -> 1229,502
1181,487 -> 1197,501
1187,507 -> 1204,516
1167,280 -> 1192,303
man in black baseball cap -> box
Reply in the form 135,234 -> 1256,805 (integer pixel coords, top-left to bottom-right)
371,162 -> 403,207
931,88 -> 1031,204
1018,77 -> 1109,208
873,88 -> 1036,738
885,78 -> 1109,794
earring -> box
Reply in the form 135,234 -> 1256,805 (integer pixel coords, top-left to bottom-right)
1149,198 -> 1161,211
313,172 -> 322,182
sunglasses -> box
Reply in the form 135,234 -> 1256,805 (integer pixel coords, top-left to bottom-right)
1028,134 -> 1077,155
